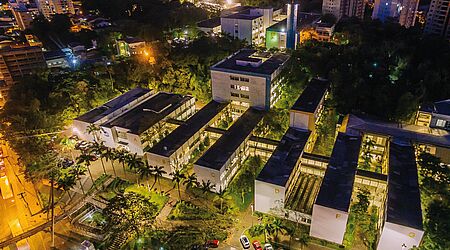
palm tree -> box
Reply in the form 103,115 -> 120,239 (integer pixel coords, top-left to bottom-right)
170,168 -> 186,200
86,123 -> 101,142
183,173 -> 198,190
126,153 -> 144,184
115,149 -> 129,177
137,161 -> 155,189
76,153 -> 95,184
104,148 -> 117,177
153,166 -> 167,191
213,188 -> 231,213
199,180 -> 215,195
297,232 -> 309,250
270,218 -> 287,241
89,141 -> 107,174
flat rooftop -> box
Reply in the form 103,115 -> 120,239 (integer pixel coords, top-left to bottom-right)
387,142 -> 423,229
266,13 -> 321,32
102,92 -> 192,135
291,78 -> 329,113
211,49 -> 290,77
386,142 -> 423,230
315,133 -> 362,212
222,12 -> 262,20
195,108 -> 264,170
420,99 -> 450,116
149,101 -> 228,157
76,88 -> 150,124
345,114 -> 450,148
256,127 -> 311,187
197,17 -> 221,28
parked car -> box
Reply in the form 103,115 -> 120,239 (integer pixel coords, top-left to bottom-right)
240,235 -> 251,249
252,240 -> 262,250
264,243 -> 274,250
206,240 -> 219,248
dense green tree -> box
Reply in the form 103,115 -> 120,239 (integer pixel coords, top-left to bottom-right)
104,192 -> 159,238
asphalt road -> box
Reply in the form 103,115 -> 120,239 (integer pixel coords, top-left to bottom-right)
0,141 -> 47,250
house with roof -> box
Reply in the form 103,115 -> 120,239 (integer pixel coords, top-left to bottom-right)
211,49 -> 290,111
416,99 -> 450,131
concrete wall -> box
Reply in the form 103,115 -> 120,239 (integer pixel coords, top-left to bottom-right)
290,111 -> 313,130
377,222 -> 424,250
310,204 -> 349,245
72,120 -> 94,142
254,180 -> 285,214
145,152 -> 172,178
211,70 -> 268,110
221,18 -> 253,43
194,164 -> 221,192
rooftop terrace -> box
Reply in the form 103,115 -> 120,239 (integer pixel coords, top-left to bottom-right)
211,49 -> 290,77
195,108 -> 264,170
149,101 -> 228,157
315,133 -> 362,212
257,127 -> 311,187
102,92 -> 191,135
76,88 -> 151,124
386,142 -> 423,230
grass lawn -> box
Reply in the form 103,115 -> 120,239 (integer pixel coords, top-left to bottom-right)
97,178 -> 132,201
228,156 -> 266,211
168,200 -> 216,220
125,184 -> 169,211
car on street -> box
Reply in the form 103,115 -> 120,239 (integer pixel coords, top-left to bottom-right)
252,240 -> 262,250
240,235 -> 251,249
206,240 -> 219,248
263,243 -> 274,250
0,176 -> 13,200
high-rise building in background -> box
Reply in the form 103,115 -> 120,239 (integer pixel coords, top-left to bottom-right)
372,0 -> 419,27
11,5 -> 39,30
0,44 -> 46,90
424,0 -> 450,40
36,0 -> 75,18
322,0 -> 365,20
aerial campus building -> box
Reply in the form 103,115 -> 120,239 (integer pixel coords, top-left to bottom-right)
211,49 -> 290,111
255,103 -> 450,248
73,88 -> 195,155
255,78 -> 330,223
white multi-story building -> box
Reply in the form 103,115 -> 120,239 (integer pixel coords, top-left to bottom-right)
322,0 -> 365,20
221,7 -> 276,45
36,0 -> 75,18
210,49 -> 290,111
424,0 -> 450,40
73,88 -> 195,155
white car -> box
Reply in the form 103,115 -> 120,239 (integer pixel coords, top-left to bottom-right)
264,243 -> 274,250
240,235 -> 250,249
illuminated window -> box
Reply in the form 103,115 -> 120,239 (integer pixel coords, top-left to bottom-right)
436,119 -> 446,127
274,188 -> 279,193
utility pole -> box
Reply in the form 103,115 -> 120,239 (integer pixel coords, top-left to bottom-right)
50,173 -> 55,249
